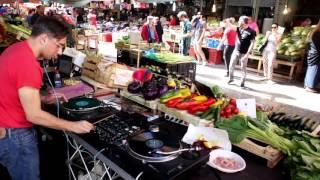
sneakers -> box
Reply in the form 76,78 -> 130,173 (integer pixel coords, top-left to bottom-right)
228,79 -> 234,84
305,87 -> 320,93
267,80 -> 275,85
240,81 -> 245,87
202,61 -> 207,66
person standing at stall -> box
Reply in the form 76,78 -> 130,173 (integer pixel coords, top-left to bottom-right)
192,12 -> 207,65
218,18 -> 237,76
177,11 -> 192,56
262,23 -> 282,83
141,16 -> 159,43
0,16 -> 94,180
87,9 -> 97,28
228,16 -> 256,87
304,21 -> 320,93
169,15 -> 177,26
154,17 -> 164,43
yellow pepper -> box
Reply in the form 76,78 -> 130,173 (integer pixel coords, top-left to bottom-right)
192,95 -> 208,102
210,99 -> 224,107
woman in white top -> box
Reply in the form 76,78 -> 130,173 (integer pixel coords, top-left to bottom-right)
262,23 -> 281,82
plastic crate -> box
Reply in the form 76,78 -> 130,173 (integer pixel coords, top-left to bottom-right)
208,48 -> 222,64
207,39 -> 220,49
140,57 -> 197,82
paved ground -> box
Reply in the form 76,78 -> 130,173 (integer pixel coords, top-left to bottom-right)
195,64 -> 320,120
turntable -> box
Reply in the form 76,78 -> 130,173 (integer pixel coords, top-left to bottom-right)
59,96 -> 116,122
126,131 -> 182,163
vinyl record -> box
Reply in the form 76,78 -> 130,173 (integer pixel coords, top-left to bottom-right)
62,97 -> 102,112
126,131 -> 181,162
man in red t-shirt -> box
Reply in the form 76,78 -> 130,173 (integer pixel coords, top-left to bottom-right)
0,16 -> 93,180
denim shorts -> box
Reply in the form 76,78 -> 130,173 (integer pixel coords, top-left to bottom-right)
0,127 -> 40,180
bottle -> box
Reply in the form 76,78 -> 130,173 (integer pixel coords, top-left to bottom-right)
54,70 -> 62,88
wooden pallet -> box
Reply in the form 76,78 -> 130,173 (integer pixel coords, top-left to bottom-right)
120,90 -> 159,111
157,103 -> 214,127
234,138 -> 284,168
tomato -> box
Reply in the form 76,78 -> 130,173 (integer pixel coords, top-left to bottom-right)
233,108 -> 239,114
225,107 -> 232,114
230,98 -> 237,105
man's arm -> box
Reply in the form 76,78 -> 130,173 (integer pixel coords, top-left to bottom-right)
217,28 -> 228,49
198,21 -> 207,43
245,39 -> 255,57
19,87 -> 93,134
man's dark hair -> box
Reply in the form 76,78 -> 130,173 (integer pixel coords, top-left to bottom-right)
31,16 -> 70,39
272,23 -> 278,27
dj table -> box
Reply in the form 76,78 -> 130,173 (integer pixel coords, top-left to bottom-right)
48,96 -> 286,180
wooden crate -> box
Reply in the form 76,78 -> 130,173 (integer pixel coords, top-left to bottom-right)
312,125 -> 320,136
80,75 -> 110,90
83,61 -> 98,71
235,138 -> 284,168
120,90 -> 158,110
82,69 -> 96,79
157,103 -> 214,127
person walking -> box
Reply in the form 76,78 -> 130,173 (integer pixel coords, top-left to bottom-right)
192,12 -> 207,65
218,18 -> 237,76
228,16 -> 256,87
262,23 -> 282,83
0,16 -> 94,180
177,11 -> 192,56
304,21 -> 320,93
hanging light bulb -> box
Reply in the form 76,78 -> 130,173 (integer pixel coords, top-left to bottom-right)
212,4 -> 216,12
153,2 -> 157,6
283,5 -> 289,15
212,0 -> 216,13
172,2 -> 176,11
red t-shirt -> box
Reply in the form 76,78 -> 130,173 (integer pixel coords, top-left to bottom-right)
226,28 -> 237,46
0,41 -> 43,128
170,18 -> 177,26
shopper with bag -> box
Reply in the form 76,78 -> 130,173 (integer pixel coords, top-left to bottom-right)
304,21 -> 320,93
261,23 -> 281,83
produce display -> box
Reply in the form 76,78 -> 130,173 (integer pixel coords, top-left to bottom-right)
216,110 -> 320,180
144,51 -> 194,63
158,85 -> 239,122
269,112 -> 320,132
277,26 -> 313,60
252,34 -> 265,55
128,70 -> 171,101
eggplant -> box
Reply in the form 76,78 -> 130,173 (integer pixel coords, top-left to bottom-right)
141,79 -> 159,100
128,81 -> 141,94
158,85 -> 169,96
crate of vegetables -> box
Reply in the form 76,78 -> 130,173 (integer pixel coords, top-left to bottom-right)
158,89 -> 224,127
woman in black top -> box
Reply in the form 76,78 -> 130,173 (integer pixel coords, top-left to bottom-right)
304,21 -> 320,93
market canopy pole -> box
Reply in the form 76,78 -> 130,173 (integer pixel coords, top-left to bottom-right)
252,0 -> 261,21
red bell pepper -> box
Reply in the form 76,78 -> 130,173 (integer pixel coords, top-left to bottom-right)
175,100 -> 203,110
200,98 -> 216,106
166,97 -> 184,108
188,104 -> 211,114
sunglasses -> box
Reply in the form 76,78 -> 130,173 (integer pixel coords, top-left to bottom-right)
271,26 -> 278,29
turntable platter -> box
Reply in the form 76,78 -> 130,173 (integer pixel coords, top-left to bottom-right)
62,97 -> 102,112
126,131 -> 182,163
